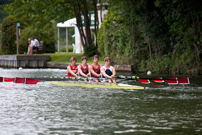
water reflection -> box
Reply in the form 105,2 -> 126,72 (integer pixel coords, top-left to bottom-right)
0,68 -> 201,135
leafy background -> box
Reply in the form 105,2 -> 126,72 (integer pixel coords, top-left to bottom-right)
97,0 -> 202,74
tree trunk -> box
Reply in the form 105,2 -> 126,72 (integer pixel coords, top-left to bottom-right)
73,2 -> 86,47
93,0 -> 98,47
73,0 -> 95,48
148,40 -> 152,59
100,5 -> 103,22
132,23 -> 135,44
82,0 -> 92,47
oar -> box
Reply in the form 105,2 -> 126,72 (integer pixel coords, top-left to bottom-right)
18,76 -> 89,84
31,76 -> 86,81
0,77 -> 41,84
117,75 -> 190,85
3,77 -> 15,82
0,76 -> 190,85
152,77 -> 164,83
0,76 -> 102,85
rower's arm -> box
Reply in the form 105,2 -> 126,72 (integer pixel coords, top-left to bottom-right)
87,66 -> 90,77
78,65 -> 87,77
111,67 -> 116,78
89,65 -> 101,77
67,66 -> 78,77
101,67 -> 111,78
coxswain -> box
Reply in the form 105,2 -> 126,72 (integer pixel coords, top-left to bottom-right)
67,56 -> 78,77
89,55 -> 101,82
78,56 -> 90,77
101,57 -> 116,83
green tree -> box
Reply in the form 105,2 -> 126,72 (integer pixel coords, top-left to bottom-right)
1,15 -> 29,54
0,0 -> 12,46
1,15 -> 56,54
98,0 -> 202,74
155,0 -> 202,71
5,0 -> 108,56
20,20 -> 56,53
0,0 -> 11,23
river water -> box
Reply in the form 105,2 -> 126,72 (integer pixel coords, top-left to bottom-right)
0,68 -> 201,135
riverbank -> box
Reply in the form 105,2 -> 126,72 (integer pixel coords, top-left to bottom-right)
47,52 -> 132,71
46,52 -> 105,64
0,55 -> 50,68
0,53 -> 133,72
46,62 -> 132,72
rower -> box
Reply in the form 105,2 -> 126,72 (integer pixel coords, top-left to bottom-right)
101,57 -> 116,83
67,56 -> 78,77
89,55 -> 101,82
78,56 -> 90,77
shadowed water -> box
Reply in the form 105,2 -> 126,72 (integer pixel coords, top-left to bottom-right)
0,68 -> 201,135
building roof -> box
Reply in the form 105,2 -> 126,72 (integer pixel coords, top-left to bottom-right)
57,18 -> 76,28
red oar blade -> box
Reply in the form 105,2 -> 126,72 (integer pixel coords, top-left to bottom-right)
0,77 -> 3,82
4,77 -> 14,82
165,77 -> 178,84
152,77 -> 164,83
15,77 -> 25,84
178,77 -> 190,84
138,79 -> 150,84
25,78 -> 40,84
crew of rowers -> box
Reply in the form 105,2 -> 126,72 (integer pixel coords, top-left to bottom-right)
67,55 -> 116,83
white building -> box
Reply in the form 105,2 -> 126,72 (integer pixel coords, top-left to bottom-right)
56,3 -> 108,54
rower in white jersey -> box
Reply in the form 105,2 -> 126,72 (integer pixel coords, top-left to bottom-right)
101,57 -> 116,83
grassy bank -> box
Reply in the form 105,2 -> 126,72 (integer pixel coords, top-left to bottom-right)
46,52 -> 105,64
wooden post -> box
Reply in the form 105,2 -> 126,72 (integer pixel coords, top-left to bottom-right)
16,25 -> 19,54
18,29 -> 20,54
66,27 -> 68,53
16,23 -> 20,54
57,27 -> 60,53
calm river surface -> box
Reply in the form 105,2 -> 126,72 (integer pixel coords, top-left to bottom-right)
0,68 -> 201,135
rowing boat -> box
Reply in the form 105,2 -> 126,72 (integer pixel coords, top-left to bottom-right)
45,81 -> 145,89
0,76 -> 189,90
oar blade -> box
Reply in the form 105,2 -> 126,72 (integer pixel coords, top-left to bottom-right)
4,77 -> 14,82
152,77 -> 164,83
138,79 -> 150,84
15,77 -> 25,84
0,77 -> 3,82
178,77 -> 190,84
165,77 -> 178,84
25,78 -> 40,84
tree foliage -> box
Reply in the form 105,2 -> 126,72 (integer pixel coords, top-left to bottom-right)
5,0 -> 108,56
0,0 -> 11,23
1,15 -> 56,54
98,0 -> 202,74
0,0 -> 12,45
20,20 -> 56,53
1,15 -> 29,54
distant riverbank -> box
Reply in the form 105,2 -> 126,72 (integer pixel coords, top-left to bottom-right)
0,53 -> 132,72
46,52 -> 105,64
